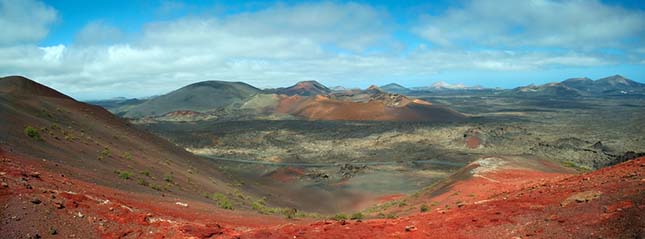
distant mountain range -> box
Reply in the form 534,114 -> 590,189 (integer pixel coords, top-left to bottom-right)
507,75 -> 645,97
89,79 -> 465,121
87,74 -> 644,119
376,81 -> 486,94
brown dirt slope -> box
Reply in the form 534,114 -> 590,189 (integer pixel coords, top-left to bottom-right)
0,76 -> 242,205
0,76 -> 71,99
276,95 -> 464,122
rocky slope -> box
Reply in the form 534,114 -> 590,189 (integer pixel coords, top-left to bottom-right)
0,75 -> 246,208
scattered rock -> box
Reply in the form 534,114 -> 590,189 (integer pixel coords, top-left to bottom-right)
179,224 -> 223,238
31,198 -> 42,204
602,200 -> 634,213
1,182 -> 8,188
175,202 -> 188,207
29,172 -> 41,178
561,190 -> 602,207
54,201 -> 65,209
405,225 -> 417,232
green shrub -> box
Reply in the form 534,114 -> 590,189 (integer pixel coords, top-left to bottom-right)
251,199 -> 267,212
233,189 -> 248,200
150,184 -> 162,191
350,212 -> 364,220
24,126 -> 41,140
164,175 -> 173,183
331,214 -> 348,221
137,178 -> 149,186
98,147 -> 110,160
140,170 -> 150,177
118,171 -> 132,180
420,204 -> 429,212
281,208 -> 297,219
213,193 -> 233,210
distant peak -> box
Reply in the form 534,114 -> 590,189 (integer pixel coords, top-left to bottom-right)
596,74 -> 634,85
563,77 -> 592,82
292,80 -> 329,90
431,81 -> 467,89
599,75 -> 627,81
367,85 -> 382,91
381,83 -> 405,88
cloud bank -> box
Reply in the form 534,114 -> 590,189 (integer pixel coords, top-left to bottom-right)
0,0 -> 643,99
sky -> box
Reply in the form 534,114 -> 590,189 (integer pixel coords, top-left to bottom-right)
0,0 -> 644,100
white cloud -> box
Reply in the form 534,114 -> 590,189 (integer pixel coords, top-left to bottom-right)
0,0 -> 57,45
40,44 -> 65,63
0,1 -> 641,99
414,0 -> 645,49
75,21 -> 124,45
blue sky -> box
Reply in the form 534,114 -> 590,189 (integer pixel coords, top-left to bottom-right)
0,0 -> 643,99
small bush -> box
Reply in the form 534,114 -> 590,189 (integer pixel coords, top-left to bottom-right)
140,171 -> 150,177
350,212 -> 364,220
118,171 -> 132,180
233,189 -> 248,200
150,184 -> 162,191
282,208 -> 297,219
420,204 -> 429,212
331,214 -> 348,221
213,193 -> 233,210
164,175 -> 173,183
24,126 -> 41,140
137,178 -> 149,186
98,147 -> 110,160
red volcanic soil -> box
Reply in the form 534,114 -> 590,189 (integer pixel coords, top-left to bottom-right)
2,147 -> 643,238
0,151 -> 291,238
465,136 -> 481,149
241,157 -> 645,239
275,95 -> 464,122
